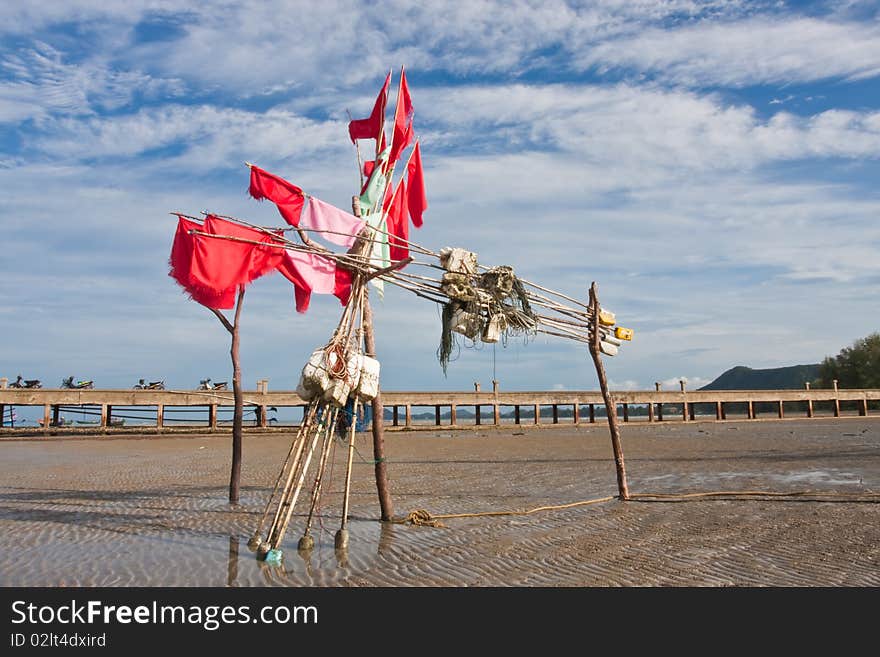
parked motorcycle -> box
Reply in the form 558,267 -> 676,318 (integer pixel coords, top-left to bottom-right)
62,376 -> 94,389
9,375 -> 41,389
199,378 -> 228,391
133,378 -> 165,390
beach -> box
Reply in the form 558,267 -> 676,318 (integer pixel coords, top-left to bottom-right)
0,417 -> 877,587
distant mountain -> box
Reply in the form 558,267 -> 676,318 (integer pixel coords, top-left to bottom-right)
700,364 -> 821,391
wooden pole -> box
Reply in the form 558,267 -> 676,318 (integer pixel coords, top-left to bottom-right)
362,290 -> 394,521
352,193 -> 393,521
588,282 -> 629,500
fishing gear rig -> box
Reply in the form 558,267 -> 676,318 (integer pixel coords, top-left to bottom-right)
185,211 -> 633,563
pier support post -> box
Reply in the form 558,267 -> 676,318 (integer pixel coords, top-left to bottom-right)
534,404 -> 540,425
405,404 -> 412,428
833,380 -> 840,417
450,405 -> 457,425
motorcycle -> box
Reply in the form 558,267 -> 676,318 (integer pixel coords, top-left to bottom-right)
9,375 -> 42,389
133,378 -> 165,390
62,376 -> 94,389
199,378 -> 228,391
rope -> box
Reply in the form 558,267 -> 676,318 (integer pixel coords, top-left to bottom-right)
394,489 -> 880,528
396,495 -> 617,527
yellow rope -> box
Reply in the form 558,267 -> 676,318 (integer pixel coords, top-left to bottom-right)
397,490 -> 880,527
397,495 -> 617,527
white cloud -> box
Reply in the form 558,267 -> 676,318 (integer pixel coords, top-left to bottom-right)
579,17 -> 880,86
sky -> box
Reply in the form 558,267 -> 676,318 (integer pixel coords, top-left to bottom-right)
1,0 -> 878,395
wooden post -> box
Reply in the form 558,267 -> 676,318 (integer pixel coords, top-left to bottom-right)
715,401 -> 722,421
450,405 -> 457,425
680,380 -> 688,422
493,404 -> 500,426
805,382 -> 813,418
552,404 -> 559,424
748,400 -> 754,419
405,404 -> 412,428
100,404 -> 108,428
210,404 -> 218,429
574,403 -> 581,425
534,404 -> 540,425
588,282 -> 629,500
655,382 -> 663,421
107,405 -> 113,427
53,405 -> 60,427
157,404 -> 164,428
362,290 -> 394,521
647,402 -> 654,423
514,405 -> 521,424
778,400 -> 784,419
259,405 -> 268,428
833,380 -> 840,417
860,398 -> 868,417
43,404 -> 51,429
434,404 -> 441,426
392,406 -> 399,426
721,402 -> 727,420
475,404 -> 481,425
589,404 -> 595,423
623,403 -> 629,422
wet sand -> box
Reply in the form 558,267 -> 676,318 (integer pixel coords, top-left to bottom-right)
0,417 -> 877,586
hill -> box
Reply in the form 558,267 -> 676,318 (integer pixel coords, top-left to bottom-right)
699,364 -> 820,391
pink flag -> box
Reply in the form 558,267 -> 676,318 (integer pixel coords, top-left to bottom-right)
300,197 -> 366,248
284,250 -> 337,295
406,141 -> 427,227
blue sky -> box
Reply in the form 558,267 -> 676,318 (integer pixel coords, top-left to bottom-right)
1,0 -> 878,394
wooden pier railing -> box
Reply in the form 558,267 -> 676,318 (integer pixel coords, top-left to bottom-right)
1,381 -> 878,432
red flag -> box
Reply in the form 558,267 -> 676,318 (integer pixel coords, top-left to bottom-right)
406,141 -> 427,227
276,254 -> 313,313
333,267 -> 354,306
248,165 -> 306,227
348,72 -> 391,143
386,178 -> 409,263
387,68 -> 413,168
168,216 -> 237,309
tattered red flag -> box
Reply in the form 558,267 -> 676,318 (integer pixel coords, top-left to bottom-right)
406,141 -> 427,227
348,72 -> 391,144
248,165 -> 306,227
386,178 -> 409,263
168,215 -> 237,309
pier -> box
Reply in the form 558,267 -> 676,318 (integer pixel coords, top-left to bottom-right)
1,380 -> 877,433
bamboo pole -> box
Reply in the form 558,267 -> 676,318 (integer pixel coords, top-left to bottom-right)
588,282 -> 629,501
336,411 -> 359,550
